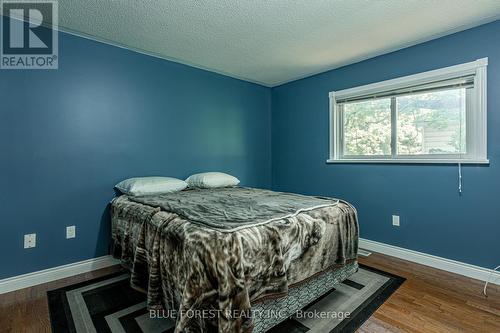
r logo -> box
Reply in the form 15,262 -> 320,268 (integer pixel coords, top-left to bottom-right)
1,1 -> 58,69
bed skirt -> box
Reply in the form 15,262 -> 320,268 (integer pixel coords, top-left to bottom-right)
252,261 -> 359,333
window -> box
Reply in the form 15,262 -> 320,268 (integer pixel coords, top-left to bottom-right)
328,58 -> 488,164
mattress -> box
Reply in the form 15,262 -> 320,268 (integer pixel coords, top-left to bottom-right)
111,187 -> 359,333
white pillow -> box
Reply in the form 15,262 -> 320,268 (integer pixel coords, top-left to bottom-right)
185,172 -> 240,188
115,177 -> 187,196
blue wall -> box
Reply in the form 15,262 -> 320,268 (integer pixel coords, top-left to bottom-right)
271,20 -> 500,269
0,29 -> 271,279
3,18 -> 499,280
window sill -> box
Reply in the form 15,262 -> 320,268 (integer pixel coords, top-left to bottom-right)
326,158 -> 490,165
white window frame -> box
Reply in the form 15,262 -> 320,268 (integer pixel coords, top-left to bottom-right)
328,58 -> 489,164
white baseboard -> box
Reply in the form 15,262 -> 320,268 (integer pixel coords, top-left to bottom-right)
0,255 -> 120,295
359,238 -> 500,285
1,241 -> 498,295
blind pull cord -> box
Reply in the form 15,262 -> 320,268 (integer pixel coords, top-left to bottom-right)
458,86 -> 463,195
458,163 -> 462,195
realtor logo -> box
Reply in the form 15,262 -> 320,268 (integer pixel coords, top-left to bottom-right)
1,0 -> 58,69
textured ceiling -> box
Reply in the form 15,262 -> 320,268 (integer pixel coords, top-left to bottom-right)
57,0 -> 500,86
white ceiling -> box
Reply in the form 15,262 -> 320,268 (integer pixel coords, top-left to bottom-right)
57,0 -> 500,87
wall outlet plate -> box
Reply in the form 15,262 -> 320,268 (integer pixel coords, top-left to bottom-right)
66,226 -> 76,239
392,215 -> 400,226
24,233 -> 36,248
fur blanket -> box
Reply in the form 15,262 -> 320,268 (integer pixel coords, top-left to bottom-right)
129,187 -> 340,231
111,188 -> 358,333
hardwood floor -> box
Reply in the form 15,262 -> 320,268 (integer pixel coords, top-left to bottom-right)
357,253 -> 500,333
0,253 -> 498,333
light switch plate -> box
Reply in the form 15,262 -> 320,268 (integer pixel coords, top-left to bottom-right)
66,226 -> 76,239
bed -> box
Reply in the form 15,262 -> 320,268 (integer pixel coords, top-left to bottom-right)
111,187 -> 359,333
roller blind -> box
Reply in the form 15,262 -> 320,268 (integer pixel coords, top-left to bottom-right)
336,75 -> 475,104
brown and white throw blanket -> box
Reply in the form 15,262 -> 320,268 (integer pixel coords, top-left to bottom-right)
111,187 -> 358,333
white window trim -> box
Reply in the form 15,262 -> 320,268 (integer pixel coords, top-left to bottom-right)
328,58 -> 489,164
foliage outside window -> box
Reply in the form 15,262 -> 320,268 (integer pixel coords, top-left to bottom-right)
342,89 -> 466,157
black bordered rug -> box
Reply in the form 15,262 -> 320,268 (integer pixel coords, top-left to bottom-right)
48,264 -> 404,333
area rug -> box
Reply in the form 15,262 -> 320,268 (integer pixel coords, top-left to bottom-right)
48,264 -> 404,333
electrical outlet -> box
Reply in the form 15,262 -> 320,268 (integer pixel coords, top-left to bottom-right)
392,215 -> 400,227
24,233 -> 36,248
66,226 -> 76,239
